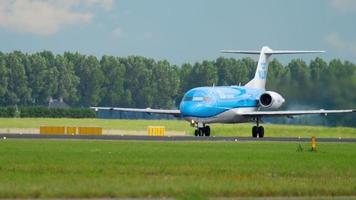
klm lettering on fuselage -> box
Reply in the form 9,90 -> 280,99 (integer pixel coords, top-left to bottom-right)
258,62 -> 267,79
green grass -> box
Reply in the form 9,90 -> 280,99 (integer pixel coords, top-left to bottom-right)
0,139 -> 355,198
0,118 -> 189,131
0,118 -> 356,138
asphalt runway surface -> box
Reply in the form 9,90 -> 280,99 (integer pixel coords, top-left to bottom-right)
1,133 -> 356,143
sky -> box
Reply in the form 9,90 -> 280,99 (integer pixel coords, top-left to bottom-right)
0,0 -> 356,65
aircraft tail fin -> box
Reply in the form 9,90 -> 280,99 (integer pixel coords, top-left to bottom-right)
221,46 -> 324,89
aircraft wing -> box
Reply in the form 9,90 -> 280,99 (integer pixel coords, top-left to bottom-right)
91,107 -> 181,117
241,109 -> 355,118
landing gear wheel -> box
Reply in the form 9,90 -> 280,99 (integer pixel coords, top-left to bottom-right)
198,128 -> 204,136
252,126 -> 258,138
194,130 -> 199,136
204,126 -> 211,137
258,126 -> 264,138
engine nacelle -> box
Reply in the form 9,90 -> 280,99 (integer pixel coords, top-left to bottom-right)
259,91 -> 285,109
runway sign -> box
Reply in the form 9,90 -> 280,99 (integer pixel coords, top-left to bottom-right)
40,126 -> 101,135
66,127 -> 77,135
148,126 -> 165,136
40,126 -> 65,135
78,127 -> 102,135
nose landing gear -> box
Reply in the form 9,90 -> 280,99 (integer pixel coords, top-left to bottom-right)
252,117 -> 264,138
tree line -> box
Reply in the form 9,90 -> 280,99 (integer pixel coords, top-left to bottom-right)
0,51 -> 355,126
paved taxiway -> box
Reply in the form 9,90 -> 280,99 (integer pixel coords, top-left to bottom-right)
1,133 -> 356,143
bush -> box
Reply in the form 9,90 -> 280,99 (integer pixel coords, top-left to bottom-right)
0,106 -> 96,118
0,107 -> 16,117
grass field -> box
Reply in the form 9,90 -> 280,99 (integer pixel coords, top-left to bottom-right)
0,118 -> 356,138
0,139 -> 355,199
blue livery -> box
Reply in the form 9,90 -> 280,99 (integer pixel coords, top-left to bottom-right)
180,86 -> 264,118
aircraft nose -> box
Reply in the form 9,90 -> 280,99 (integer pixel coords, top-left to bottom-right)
180,102 -> 195,116
180,101 -> 217,118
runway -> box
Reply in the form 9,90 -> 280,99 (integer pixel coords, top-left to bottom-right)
1,133 -> 356,143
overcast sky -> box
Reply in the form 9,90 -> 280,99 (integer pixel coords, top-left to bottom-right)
0,0 -> 356,65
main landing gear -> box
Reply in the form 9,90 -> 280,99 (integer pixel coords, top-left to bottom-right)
252,117 -> 264,138
194,126 -> 210,137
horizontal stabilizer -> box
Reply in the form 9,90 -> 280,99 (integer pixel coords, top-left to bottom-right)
221,50 -> 325,55
220,50 -> 261,55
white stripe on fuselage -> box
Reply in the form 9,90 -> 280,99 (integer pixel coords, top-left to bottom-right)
183,107 -> 258,124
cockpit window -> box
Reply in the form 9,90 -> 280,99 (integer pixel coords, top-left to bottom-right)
192,96 -> 204,101
183,96 -> 207,102
183,89 -> 209,102
183,96 -> 193,101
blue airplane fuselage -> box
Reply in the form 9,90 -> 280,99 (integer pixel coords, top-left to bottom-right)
179,86 -> 264,120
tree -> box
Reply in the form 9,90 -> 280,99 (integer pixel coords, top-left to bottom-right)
27,54 -> 58,105
151,60 -> 180,108
216,57 -> 233,86
309,57 -> 328,106
267,59 -> 287,92
241,57 -> 257,81
121,56 -> 154,107
100,55 -> 128,107
325,59 -> 356,108
230,58 -> 251,85
286,59 -> 310,102
178,63 -> 193,104
190,60 -> 218,88
4,52 -> 31,105
0,53 -> 8,105
76,56 -> 104,106
55,55 -> 80,105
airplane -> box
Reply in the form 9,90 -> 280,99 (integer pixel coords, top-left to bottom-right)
92,46 -> 355,138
